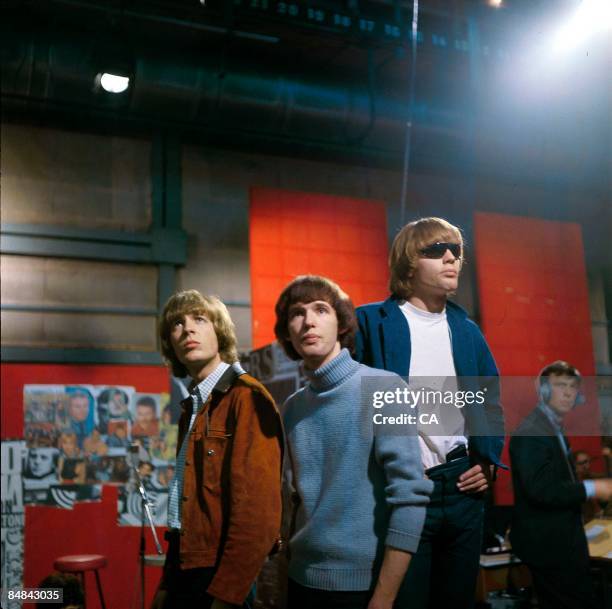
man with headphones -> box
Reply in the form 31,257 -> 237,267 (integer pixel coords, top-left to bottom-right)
510,360 -> 612,609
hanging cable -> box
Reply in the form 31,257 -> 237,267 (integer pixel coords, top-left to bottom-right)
399,0 -> 419,227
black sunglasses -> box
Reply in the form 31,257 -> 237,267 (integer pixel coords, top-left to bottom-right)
419,242 -> 462,259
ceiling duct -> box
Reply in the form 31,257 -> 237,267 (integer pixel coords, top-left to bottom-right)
1,23 -> 467,163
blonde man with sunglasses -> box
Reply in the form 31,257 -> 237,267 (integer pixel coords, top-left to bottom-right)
355,217 -> 504,609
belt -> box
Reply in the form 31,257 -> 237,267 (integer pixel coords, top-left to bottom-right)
425,445 -> 469,477
445,443 -> 468,463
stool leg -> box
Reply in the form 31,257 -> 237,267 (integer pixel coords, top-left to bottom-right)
94,568 -> 107,609
79,572 -> 87,609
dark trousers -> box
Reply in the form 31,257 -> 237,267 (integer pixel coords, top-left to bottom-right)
527,560 -> 598,609
159,532 -> 255,609
159,565 -> 217,609
396,457 -> 484,609
288,578 -> 372,609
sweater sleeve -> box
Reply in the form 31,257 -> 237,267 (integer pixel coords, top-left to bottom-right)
374,430 -> 433,553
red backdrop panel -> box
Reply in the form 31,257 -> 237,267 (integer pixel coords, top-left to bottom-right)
249,187 -> 389,348
1,363 -> 169,609
473,212 -> 600,504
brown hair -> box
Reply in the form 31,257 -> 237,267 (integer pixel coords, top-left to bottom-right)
274,275 -> 357,361
389,217 -> 463,299
159,290 -> 238,377
539,360 -> 581,382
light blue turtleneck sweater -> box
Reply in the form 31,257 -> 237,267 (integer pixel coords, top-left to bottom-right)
283,348 -> 433,591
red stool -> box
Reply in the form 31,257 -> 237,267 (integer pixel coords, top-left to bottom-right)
54,554 -> 107,609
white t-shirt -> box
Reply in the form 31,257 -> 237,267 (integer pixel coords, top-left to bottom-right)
399,300 -> 467,470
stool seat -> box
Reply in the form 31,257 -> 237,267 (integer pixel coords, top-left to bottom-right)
55,554 -> 107,572
53,554 -> 108,609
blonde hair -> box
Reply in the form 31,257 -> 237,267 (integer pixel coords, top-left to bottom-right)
58,430 -> 79,456
159,290 -> 239,377
389,217 -> 464,299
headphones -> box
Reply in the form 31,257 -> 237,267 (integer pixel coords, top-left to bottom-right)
537,361 -> 585,408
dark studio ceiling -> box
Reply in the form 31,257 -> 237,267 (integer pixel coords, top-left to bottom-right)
1,0 -> 610,186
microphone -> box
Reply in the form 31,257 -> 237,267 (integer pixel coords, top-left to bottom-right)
128,442 -> 151,466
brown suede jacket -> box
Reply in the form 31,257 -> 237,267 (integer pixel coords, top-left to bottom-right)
172,366 -> 283,605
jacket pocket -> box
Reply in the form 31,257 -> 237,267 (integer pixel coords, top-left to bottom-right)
203,433 -> 231,496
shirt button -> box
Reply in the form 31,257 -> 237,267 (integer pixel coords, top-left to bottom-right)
207,449 -> 215,456
182,495 -> 188,501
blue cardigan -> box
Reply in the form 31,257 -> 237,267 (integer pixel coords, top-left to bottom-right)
355,296 -> 505,467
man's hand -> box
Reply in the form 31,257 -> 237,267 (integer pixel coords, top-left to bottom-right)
593,478 -> 612,502
456,464 -> 492,494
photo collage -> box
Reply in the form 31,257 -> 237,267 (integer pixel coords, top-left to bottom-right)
23,385 -> 179,525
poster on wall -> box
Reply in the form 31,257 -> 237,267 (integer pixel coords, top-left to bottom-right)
1,440 -> 26,609
22,385 -> 176,525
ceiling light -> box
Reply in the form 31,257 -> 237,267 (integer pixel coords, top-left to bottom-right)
98,73 -> 130,94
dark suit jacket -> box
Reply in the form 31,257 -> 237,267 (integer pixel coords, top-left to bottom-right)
509,406 -> 589,568
355,296 -> 505,467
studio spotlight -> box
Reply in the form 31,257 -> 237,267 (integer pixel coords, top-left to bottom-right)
97,72 -> 130,93
552,0 -> 612,53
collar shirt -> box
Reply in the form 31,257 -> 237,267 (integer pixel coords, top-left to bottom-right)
537,402 -> 577,484
538,402 -> 569,452
167,361 -> 230,530
399,300 -> 467,469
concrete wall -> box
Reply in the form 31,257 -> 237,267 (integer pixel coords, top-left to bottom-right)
0,124 -> 158,353
1,124 -> 151,231
1,256 -> 157,350
1,123 -> 609,367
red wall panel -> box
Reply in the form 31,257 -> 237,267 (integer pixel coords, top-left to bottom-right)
249,187 -> 390,348
473,212 -> 600,504
1,363 -> 169,609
